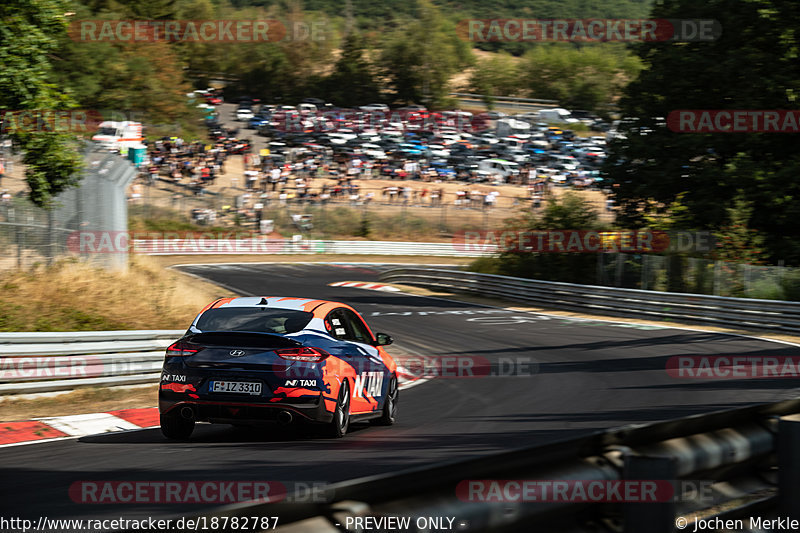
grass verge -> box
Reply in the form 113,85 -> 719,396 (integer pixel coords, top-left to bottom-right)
0,256 -> 234,331
0,386 -> 157,422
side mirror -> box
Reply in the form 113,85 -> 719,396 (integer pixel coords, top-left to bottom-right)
374,333 -> 393,346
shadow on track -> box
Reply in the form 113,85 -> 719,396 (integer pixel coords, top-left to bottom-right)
77,421 -> 375,445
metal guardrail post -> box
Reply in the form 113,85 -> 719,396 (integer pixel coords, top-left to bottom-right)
10,207 -> 22,269
623,455 -> 677,533
778,415 -> 800,521
47,208 -> 55,265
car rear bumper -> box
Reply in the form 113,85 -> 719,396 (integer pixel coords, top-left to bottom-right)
159,396 -> 335,424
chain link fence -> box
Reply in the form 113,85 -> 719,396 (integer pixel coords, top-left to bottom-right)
594,252 -> 800,300
0,143 -> 137,271
129,179 -> 612,240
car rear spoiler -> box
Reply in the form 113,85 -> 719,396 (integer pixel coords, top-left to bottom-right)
184,331 -> 303,349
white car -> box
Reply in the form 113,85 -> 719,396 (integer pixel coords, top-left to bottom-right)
427,144 -> 450,158
236,108 -> 254,121
361,143 -> 388,159
477,133 -> 500,145
438,133 -> 462,146
359,104 -> 390,112
327,131 -> 358,145
538,108 -> 580,124
478,158 -> 520,179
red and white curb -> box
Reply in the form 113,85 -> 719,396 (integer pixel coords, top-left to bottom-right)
329,281 -> 401,292
0,376 -> 424,448
0,407 -> 159,447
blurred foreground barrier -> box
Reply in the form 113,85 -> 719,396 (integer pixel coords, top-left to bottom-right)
0,330 -> 183,394
379,267 -> 800,333
153,398 -> 800,533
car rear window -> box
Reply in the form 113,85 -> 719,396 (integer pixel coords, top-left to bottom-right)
195,308 -> 313,334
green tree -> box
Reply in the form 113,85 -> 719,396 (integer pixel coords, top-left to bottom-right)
541,191 -> 601,229
0,0 -> 84,207
52,7 -> 198,131
324,32 -> 381,106
605,0 -> 800,264
521,44 -> 640,114
470,192 -> 605,283
380,0 -> 472,107
714,194 -> 768,265
116,0 -> 177,19
468,52 -> 521,104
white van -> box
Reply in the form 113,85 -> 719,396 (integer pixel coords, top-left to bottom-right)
537,108 -> 579,124
478,158 -> 520,180
91,121 -> 143,151
496,118 -> 531,137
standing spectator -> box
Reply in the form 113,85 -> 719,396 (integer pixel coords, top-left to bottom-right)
402,186 -> 412,205
245,170 -> 258,191
487,191 -> 498,208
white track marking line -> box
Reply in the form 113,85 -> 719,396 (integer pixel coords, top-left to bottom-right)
34,413 -> 141,437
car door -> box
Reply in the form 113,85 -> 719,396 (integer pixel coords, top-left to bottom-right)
341,309 -> 389,413
326,308 -> 386,413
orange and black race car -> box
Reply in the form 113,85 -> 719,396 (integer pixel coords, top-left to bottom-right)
158,297 -> 398,439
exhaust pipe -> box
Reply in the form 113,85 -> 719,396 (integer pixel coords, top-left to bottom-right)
277,410 -> 293,425
180,406 -> 195,420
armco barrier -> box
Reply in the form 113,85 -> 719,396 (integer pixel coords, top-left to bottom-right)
131,239 -> 496,257
151,398 -> 800,533
379,267 -> 800,333
0,330 -> 183,394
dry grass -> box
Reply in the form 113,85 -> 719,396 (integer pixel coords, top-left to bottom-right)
0,386 -> 157,422
0,255 -> 234,331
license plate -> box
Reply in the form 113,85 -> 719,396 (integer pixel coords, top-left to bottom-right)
210,381 -> 262,395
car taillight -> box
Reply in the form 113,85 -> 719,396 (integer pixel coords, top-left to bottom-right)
276,347 -> 330,363
165,341 -> 203,357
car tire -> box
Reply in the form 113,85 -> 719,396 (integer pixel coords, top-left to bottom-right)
326,380 -> 350,438
374,375 -> 398,426
160,413 -> 195,440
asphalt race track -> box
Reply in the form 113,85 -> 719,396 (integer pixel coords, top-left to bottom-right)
2,262 -> 799,523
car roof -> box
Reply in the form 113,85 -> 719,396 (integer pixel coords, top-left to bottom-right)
200,296 -> 355,318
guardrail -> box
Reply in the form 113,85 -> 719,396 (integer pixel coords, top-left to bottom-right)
378,267 -> 800,333
0,330 -> 183,394
450,92 -> 559,112
133,240 -> 495,257
450,92 -> 558,105
157,398 -> 800,533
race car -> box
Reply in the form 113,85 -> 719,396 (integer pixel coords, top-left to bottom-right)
159,297 -> 398,439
